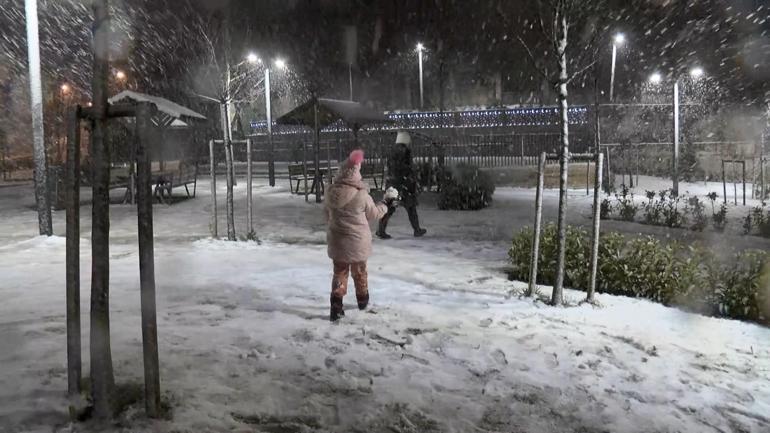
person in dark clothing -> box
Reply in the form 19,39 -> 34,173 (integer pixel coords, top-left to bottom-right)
376,131 -> 427,239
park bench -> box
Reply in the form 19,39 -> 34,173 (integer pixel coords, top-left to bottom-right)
153,160 -> 198,203
287,163 -> 339,195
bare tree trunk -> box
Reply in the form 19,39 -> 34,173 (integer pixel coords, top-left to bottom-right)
527,152 -> 546,297
24,0 -> 52,235
89,0 -> 115,418
221,103 -> 235,241
314,101 -> 322,203
135,103 -> 160,417
552,9 -> 570,307
65,105 -> 81,407
587,152 -> 603,302
208,139 -> 217,237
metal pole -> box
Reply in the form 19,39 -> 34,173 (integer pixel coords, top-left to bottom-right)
246,138 -> 253,235
24,0 -> 52,235
314,101 -> 322,203
265,68 -> 275,187
587,152 -> 604,303
65,105 -> 82,405
349,63 -> 354,101
527,152 -> 546,297
418,47 -> 424,110
733,160 -> 738,206
742,160 -> 746,206
609,43 -> 617,102
722,159 -> 727,204
135,102 -> 160,418
672,80 -> 680,196
208,139 -> 217,238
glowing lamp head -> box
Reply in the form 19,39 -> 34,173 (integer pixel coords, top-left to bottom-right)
649,72 -> 662,84
115,70 -> 126,80
690,67 -> 704,79
247,53 -> 260,64
274,58 -> 286,69
416,42 -> 424,51
60,84 -> 70,92
614,33 -> 625,45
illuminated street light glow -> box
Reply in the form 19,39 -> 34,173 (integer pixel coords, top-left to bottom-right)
60,83 -> 70,92
690,67 -> 704,78
247,52 -> 260,64
416,42 -> 423,51
274,58 -> 286,69
649,72 -> 662,84
614,33 -> 625,45
115,70 -> 126,80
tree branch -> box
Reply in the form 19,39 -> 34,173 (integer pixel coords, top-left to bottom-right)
516,35 -> 550,83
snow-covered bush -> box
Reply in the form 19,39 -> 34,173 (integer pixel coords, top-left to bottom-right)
508,225 -> 769,325
437,164 -> 495,210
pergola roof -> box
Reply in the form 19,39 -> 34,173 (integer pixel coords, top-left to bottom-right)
276,97 -> 389,130
108,90 -> 206,127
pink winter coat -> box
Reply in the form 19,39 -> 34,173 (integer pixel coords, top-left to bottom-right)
325,164 -> 388,264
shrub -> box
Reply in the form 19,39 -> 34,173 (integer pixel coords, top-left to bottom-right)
600,198 -> 613,220
712,203 -> 728,232
437,164 -> 495,210
508,225 -> 769,325
615,186 -> 637,221
687,196 -> 707,232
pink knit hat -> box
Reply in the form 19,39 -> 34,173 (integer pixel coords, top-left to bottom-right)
348,149 -> 364,167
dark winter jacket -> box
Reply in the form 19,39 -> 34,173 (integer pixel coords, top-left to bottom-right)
386,143 -> 419,206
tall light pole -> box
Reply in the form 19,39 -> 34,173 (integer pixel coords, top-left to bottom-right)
649,67 -> 705,197
265,58 -> 286,187
417,43 -> 424,110
609,33 -> 624,102
24,0 -> 52,235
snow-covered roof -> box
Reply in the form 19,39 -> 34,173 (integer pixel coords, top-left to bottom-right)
276,97 -> 389,130
108,90 -> 206,121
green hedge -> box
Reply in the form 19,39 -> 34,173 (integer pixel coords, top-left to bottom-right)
437,164 -> 495,210
508,224 -> 769,325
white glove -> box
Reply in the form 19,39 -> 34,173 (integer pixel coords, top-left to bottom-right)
384,187 -> 400,201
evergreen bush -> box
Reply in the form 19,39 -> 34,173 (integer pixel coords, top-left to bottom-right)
508,224 -> 769,325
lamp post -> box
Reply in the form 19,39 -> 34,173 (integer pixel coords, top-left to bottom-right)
417,43 -> 424,110
609,33 -> 624,102
265,58 -> 286,187
24,0 -> 52,235
649,67 -> 705,196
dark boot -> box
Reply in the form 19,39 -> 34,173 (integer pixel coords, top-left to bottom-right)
377,205 -> 396,239
357,293 -> 369,310
330,295 -> 344,322
406,205 -> 426,237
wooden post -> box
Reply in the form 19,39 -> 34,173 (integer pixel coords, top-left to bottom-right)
135,103 -> 161,417
527,152 -> 546,297
587,152 -> 604,303
246,138 -> 253,236
65,105 -> 82,405
89,0 -> 115,419
208,139 -> 217,238
733,160 -> 738,206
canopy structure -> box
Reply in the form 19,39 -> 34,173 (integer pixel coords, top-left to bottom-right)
275,97 -> 389,203
276,97 -> 389,131
108,90 -> 206,127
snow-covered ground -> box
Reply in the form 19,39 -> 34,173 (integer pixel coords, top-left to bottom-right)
0,176 -> 769,433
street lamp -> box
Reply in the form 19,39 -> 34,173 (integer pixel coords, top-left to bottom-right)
609,33 -> 624,101
690,67 -> 704,79
115,70 -> 126,80
265,57 -> 287,187
246,53 -> 261,64
60,83 -> 70,93
648,68 -> 706,196
416,42 -> 424,110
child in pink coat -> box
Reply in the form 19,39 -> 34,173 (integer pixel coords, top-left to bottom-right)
325,150 -> 399,321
